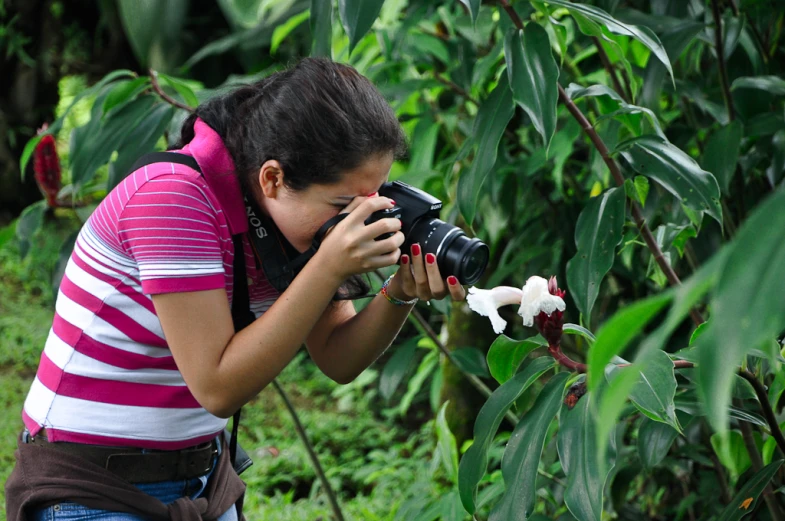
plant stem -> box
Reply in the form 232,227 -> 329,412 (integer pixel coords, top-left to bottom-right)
272,380 -> 345,521
592,36 -> 629,103
710,0 -> 736,122
149,69 -> 193,112
434,71 -> 480,106
738,369 -> 785,456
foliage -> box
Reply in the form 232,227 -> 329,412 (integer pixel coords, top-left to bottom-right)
7,0 -> 785,519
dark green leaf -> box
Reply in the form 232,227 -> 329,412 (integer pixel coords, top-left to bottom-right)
486,334 -> 547,385
731,76 -> 785,96
638,417 -> 679,469
566,187 -> 626,324
674,398 -> 767,428
702,121 -> 743,196
457,74 -> 514,226
310,0 -> 332,57
489,372 -> 570,521
627,350 -> 680,430
716,461 -> 784,521
108,103 -> 174,191
15,201 -> 47,258
117,0 -> 187,70
696,185 -> 785,436
558,390 -> 615,521
711,430 -> 752,479
458,356 -> 556,514
271,10 -> 311,55
338,0 -> 385,54
563,323 -> 596,343
504,25 -> 559,149
459,0 -> 480,24
641,21 -> 704,110
451,347 -> 491,378
103,77 -> 151,114
436,402 -> 459,483
379,336 -> 419,400
156,73 -> 200,108
544,0 -> 673,81
619,135 -> 723,225
587,292 -> 672,391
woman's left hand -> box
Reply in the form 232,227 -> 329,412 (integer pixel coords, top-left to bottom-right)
387,242 -> 467,303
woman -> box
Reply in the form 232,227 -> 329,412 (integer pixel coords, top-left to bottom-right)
6,58 -> 466,519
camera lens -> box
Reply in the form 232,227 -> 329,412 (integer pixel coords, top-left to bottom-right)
409,218 -> 489,285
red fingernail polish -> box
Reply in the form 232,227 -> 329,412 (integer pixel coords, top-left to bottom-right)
401,255 -> 409,265
367,192 -> 378,197
426,253 -> 435,264
412,244 -> 421,256
390,199 -> 396,205
447,276 -> 458,285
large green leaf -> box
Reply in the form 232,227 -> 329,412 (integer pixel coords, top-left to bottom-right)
566,83 -> 665,139
70,95 -> 157,189
458,356 -> 556,514
702,121 -> 743,196
641,20 -> 704,110
731,76 -> 785,96
637,417 -> 679,469
310,0 -> 332,57
543,0 -> 673,81
436,402 -> 459,483
338,0 -> 385,53
565,186 -> 626,324
626,350 -> 679,430
108,103 -> 175,191
489,372 -> 570,521
696,185 -> 785,440
486,334 -> 547,385
558,390 -> 616,521
710,430 -> 751,480
457,74 -> 514,226
504,24 -> 559,149
586,290 -> 672,391
15,201 -> 47,259
716,461 -> 784,521
117,0 -> 188,71
619,135 -> 723,225
459,0 -> 480,25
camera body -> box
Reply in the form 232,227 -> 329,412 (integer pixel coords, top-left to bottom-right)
365,180 -> 489,285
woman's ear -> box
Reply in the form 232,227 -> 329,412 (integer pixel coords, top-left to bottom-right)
258,160 -> 285,199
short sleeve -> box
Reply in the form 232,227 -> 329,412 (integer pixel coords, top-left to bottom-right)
118,174 -> 228,295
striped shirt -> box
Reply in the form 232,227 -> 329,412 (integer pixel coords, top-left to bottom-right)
22,119 -> 279,449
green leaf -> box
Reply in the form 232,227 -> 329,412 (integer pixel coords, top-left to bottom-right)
563,323 -> 596,343
543,0 -> 673,81
108,103 -> 175,191
0,220 -> 17,250
458,356 -> 556,514
618,135 -> 723,225
271,10 -> 311,55
457,73 -> 514,226
489,372 -> 570,521
459,0 -> 480,24
379,336 -> 419,401
716,460 -> 784,521
156,73 -> 200,108
451,347 -> 491,378
398,350 -> 437,416
486,334 -> 547,385
117,0 -> 187,71
696,185 -> 785,437
731,76 -> 785,96
624,176 -> 649,207
436,402 -> 459,483
310,0 -> 332,57
638,417 -> 679,469
504,25 -> 559,149
15,201 -> 47,258
702,121 -> 744,196
338,0 -> 385,54
711,430 -> 752,480
674,397 -> 767,428
70,95 -> 157,188
565,83 -> 666,139
103,77 -> 151,114
566,187 -> 626,324
52,231 -> 79,301
558,390 -> 615,521
627,350 -> 680,430
587,292 -> 672,390
641,21 -> 704,110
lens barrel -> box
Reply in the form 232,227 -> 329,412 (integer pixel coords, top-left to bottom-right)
409,218 -> 489,285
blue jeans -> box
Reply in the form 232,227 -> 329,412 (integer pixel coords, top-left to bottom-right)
29,438 -> 238,521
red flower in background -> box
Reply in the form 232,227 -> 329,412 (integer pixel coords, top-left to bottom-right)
32,125 -> 61,208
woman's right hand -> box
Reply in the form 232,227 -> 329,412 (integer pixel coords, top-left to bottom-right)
316,195 -> 404,281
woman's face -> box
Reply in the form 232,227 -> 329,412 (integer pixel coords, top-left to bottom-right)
257,153 -> 394,253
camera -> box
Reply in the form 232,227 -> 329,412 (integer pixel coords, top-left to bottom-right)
365,181 -> 489,285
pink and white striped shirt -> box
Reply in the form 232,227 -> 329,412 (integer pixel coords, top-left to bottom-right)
23,119 -> 279,449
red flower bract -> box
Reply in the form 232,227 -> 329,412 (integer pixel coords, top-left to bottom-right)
535,276 -> 566,347
32,133 -> 61,208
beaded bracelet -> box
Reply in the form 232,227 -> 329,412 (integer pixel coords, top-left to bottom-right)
379,274 -> 418,306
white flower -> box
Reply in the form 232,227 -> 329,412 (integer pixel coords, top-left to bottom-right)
466,286 -> 523,334
517,276 -> 566,327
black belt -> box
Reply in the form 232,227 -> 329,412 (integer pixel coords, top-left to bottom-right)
23,430 -> 218,483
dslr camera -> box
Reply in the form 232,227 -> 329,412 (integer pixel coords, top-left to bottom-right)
365,181 -> 489,285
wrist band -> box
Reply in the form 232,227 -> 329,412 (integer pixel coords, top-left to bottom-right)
380,274 -> 418,306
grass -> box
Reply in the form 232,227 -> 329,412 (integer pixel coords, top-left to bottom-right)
0,216 -> 451,520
